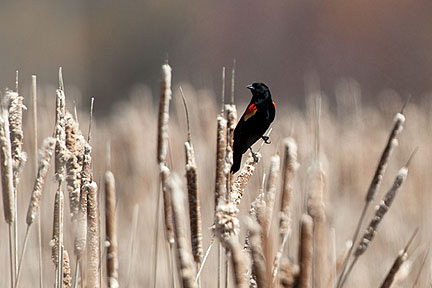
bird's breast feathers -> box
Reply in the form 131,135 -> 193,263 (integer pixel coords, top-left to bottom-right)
244,103 -> 258,121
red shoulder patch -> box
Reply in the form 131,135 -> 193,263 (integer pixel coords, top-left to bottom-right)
273,101 -> 276,109
244,104 -> 257,121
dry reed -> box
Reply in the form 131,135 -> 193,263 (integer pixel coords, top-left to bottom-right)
168,173 -> 197,288
105,169 -> 119,288
298,214 -> 313,288
265,155 -> 280,235
86,181 -> 100,288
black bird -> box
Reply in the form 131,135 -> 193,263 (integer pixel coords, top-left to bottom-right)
231,82 -> 276,173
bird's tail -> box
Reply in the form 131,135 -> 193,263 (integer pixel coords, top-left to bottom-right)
231,151 -> 242,174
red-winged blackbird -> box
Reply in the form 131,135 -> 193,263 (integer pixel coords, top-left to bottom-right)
231,82 -> 276,173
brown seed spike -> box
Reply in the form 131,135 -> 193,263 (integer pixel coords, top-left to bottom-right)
26,137 -> 56,225
0,107 -> 14,224
105,170 -> 119,287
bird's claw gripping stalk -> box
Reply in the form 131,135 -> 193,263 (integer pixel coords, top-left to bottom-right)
249,147 -> 259,162
262,135 -> 271,144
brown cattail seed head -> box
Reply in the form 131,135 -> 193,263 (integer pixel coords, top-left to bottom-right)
0,107 -> 14,224
26,137 -> 56,225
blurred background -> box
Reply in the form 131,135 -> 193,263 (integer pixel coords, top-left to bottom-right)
1,0 -> 432,112
1,1 -> 432,287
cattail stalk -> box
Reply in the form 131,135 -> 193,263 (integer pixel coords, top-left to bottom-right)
380,229 -> 417,288
105,170 -> 119,288
168,174 -> 198,288
306,164 -> 327,288
86,181 -> 100,288
279,138 -> 298,240
15,137 -> 55,288
247,217 -> 268,288
26,137 -> 56,225
185,141 -> 203,264
153,62 -> 173,288
298,214 -> 313,288
0,105 -> 15,288
215,115 -> 227,207
230,152 -> 261,208
180,87 -> 203,266
273,138 -> 298,283
65,113 -> 84,220
265,155 -> 280,235
341,160 -> 412,287
7,89 -> 27,283
50,187 -> 64,286
338,112 -> 405,288
157,62 -> 172,164
74,144 -> 92,259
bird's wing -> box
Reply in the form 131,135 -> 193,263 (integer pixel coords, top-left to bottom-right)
243,103 -> 258,121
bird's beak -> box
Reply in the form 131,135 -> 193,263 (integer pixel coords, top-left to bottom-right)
246,84 -> 254,90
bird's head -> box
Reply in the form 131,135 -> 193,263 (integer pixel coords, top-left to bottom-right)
246,82 -> 271,100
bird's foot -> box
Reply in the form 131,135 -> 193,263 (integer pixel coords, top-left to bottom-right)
249,147 -> 259,162
262,135 -> 271,144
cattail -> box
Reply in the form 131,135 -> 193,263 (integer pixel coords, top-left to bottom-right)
157,62 -> 172,164
74,144 -> 92,258
246,217 -> 268,288
160,164 -> 175,244
380,230 -> 417,288
184,141 -> 202,264
105,170 -> 119,288
279,137 -> 298,240
298,214 -> 313,288
226,238 -> 249,288
6,90 -> 27,180
55,87 -> 67,181
87,181 -> 100,288
355,167 -> 409,257
279,258 -> 299,288
50,188 -> 64,267
64,112 -> 84,219
168,173 -> 197,288
338,111 -> 406,288
26,137 -> 56,225
215,201 -> 240,242
215,115 -> 227,207
366,112 -> 405,202
230,152 -> 261,208
306,163 -> 327,288
63,250 -> 72,288
0,105 -> 15,288
74,178 -> 88,258
265,155 -> 280,235
0,107 -> 14,224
